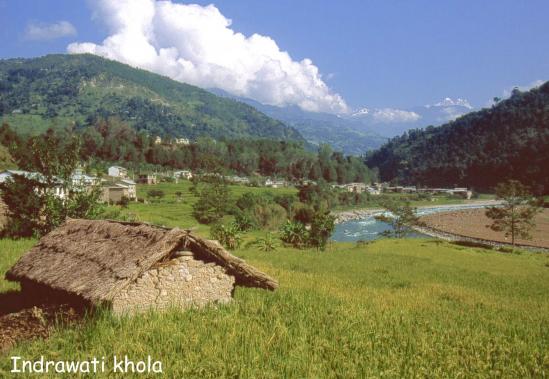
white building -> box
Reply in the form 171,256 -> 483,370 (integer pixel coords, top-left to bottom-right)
174,138 -> 190,145
119,179 -> 137,200
0,170 -> 66,199
108,166 -> 128,178
174,170 -> 193,180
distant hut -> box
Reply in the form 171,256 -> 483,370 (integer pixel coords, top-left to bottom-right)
6,219 -> 277,315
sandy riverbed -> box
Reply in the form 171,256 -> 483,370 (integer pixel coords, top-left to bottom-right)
420,208 -> 549,249
333,200 -> 502,224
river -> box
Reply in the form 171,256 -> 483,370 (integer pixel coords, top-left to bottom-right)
332,203 -> 496,242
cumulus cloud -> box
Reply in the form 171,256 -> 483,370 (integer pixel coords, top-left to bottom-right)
25,21 -> 77,41
370,108 -> 421,123
67,0 -> 347,113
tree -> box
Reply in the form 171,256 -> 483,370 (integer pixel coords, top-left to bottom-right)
375,200 -> 423,238
308,211 -> 336,251
191,175 -> 231,224
485,180 -> 542,246
0,129 -> 103,237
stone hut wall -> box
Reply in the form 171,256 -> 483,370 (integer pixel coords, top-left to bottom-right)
111,254 -> 235,315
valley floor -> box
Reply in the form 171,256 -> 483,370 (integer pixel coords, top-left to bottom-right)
1,238 -> 548,378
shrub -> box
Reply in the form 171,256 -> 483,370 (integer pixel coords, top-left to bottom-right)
234,211 -> 257,231
147,189 -> 165,202
292,202 -> 315,224
210,222 -> 242,250
280,220 -> 308,249
309,211 -> 336,251
247,232 -> 278,252
250,203 -> 287,230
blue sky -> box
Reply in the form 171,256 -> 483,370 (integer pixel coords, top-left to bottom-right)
1,0 -> 548,112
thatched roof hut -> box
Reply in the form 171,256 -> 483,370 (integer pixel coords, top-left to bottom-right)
6,219 -> 277,314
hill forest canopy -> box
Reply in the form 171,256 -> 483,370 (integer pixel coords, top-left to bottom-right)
0,120 -> 376,184
366,81 -> 549,194
0,54 -> 304,142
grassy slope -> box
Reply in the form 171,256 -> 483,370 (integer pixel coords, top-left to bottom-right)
0,183 -> 546,377
0,239 -> 548,377
0,54 -> 304,141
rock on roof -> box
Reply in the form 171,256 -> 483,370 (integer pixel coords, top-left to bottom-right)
6,219 -> 277,304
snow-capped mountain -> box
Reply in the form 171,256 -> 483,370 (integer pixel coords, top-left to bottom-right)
348,98 -> 475,137
209,88 -> 476,154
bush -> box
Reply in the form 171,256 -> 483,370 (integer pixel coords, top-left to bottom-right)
249,203 -> 287,230
147,189 -> 165,202
235,192 -> 288,230
247,232 -> 278,252
234,211 -> 256,231
309,211 -> 336,251
292,202 -> 315,224
210,222 -> 242,250
280,220 -> 309,249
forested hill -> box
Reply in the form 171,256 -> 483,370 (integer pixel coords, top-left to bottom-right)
366,81 -> 549,194
0,54 -> 304,142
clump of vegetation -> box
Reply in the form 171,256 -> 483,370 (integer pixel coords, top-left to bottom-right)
191,175 -> 231,224
247,233 -> 279,252
146,189 -> 165,202
485,180 -> 542,246
234,192 -> 287,231
279,220 -> 309,249
308,211 -> 336,251
0,129 -> 103,238
210,222 -> 242,250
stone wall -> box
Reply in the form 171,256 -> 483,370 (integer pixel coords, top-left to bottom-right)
111,253 -> 235,315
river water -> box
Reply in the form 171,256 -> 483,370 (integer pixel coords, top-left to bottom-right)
331,204 -> 491,242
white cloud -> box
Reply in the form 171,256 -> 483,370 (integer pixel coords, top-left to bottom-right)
25,21 -> 77,41
370,108 -> 421,123
67,0 -> 347,114
429,97 -> 472,110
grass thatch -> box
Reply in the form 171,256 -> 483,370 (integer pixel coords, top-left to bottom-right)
5,219 -> 277,305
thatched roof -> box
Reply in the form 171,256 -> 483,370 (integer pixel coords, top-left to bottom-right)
6,219 -> 277,304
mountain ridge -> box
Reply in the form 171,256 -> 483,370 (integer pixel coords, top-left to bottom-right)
366,81 -> 549,193
0,54 -> 306,142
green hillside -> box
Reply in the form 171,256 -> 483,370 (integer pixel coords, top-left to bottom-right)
0,54 -> 305,142
366,81 -> 549,193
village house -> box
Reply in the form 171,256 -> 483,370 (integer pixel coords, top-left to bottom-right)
71,169 -> 101,188
5,219 -> 277,315
173,170 -> 193,180
227,175 -> 250,185
138,173 -> 158,185
107,166 -> 128,179
119,179 -> 137,200
174,138 -> 190,145
101,182 -> 130,204
0,170 -> 66,199
265,178 -> 288,188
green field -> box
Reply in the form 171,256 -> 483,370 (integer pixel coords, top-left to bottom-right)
0,182 -> 546,377
1,238 -> 548,377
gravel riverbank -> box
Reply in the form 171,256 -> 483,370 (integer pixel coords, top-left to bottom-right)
333,200 -> 503,224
